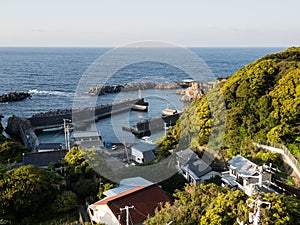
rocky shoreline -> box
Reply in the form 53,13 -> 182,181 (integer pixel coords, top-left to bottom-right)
176,79 -> 226,102
0,92 -> 31,103
88,82 -> 180,95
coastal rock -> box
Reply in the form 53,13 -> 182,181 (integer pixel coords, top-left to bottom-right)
88,82 -> 180,95
178,80 -> 224,102
180,81 -> 204,102
0,92 -> 31,103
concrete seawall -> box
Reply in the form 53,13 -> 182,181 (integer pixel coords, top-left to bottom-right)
6,98 -> 147,150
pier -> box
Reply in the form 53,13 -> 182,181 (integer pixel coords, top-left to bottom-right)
122,112 -> 182,138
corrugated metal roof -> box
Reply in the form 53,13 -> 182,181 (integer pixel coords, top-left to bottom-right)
104,177 -> 154,197
93,184 -> 171,225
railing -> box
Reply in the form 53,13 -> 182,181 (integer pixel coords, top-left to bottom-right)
255,141 -> 300,179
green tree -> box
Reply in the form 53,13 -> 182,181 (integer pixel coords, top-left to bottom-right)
0,165 -> 53,220
0,140 -> 30,163
64,146 -> 93,177
97,183 -> 114,200
51,191 -> 78,214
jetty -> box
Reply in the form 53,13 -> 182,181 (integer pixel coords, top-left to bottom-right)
6,98 -> 148,150
122,112 -> 182,138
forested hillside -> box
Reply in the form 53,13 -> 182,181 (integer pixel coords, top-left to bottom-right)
145,183 -> 300,225
159,47 -> 300,162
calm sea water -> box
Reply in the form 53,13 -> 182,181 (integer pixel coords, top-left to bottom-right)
0,47 -> 284,143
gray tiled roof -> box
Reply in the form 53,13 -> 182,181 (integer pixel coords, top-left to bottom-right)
176,148 -> 212,179
23,150 -> 67,167
227,155 -> 258,176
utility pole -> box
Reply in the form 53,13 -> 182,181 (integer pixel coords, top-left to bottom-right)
123,138 -> 130,164
63,119 -> 72,151
120,205 -> 134,225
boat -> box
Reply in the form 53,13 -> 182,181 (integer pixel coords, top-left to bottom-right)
132,104 -> 148,112
141,136 -> 153,144
162,108 -> 178,116
42,126 -> 63,132
182,78 -> 195,83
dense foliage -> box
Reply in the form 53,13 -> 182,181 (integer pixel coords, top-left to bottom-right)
0,140 -> 30,163
159,47 -> 300,162
0,165 -> 78,224
145,183 -> 300,225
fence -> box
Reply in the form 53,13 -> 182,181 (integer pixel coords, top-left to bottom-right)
254,141 -> 300,180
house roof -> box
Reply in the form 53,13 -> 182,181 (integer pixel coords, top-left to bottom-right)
176,148 -> 212,179
176,148 -> 198,165
104,177 -> 153,197
131,142 -> 157,152
73,131 -> 101,139
227,155 -> 258,176
93,184 -> 170,225
37,143 -> 64,151
23,150 -> 67,167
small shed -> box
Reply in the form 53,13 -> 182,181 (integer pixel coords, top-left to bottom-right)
131,142 -> 156,163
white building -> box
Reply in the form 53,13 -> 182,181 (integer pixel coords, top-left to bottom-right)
73,131 -> 103,149
221,155 -> 273,196
131,142 -> 156,164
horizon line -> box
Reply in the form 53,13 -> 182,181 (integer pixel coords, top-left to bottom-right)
0,45 -> 290,48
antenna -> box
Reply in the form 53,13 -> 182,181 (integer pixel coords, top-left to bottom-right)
120,205 -> 134,225
63,118 -> 72,151
138,89 -> 142,99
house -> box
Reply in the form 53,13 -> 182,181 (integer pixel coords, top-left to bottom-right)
176,148 -> 220,185
131,142 -> 156,164
73,131 -> 103,149
221,155 -> 273,196
23,150 -> 67,168
87,182 -> 170,225
37,142 -> 65,152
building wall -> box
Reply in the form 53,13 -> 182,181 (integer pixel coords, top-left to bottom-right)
89,205 -> 119,225
132,148 -> 144,163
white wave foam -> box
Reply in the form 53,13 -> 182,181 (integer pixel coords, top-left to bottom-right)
28,89 -> 73,97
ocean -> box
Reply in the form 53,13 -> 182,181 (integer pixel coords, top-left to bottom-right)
0,47 -> 284,143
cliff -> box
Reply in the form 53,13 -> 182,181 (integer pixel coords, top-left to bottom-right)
160,47 -> 300,162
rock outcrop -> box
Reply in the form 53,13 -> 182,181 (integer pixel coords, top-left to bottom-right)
177,81 -> 222,102
88,82 -> 179,95
0,92 -> 31,103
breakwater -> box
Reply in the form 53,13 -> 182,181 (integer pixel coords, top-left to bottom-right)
6,98 -> 148,149
0,92 -> 31,103
88,82 -> 180,95
29,98 -> 147,130
123,112 -> 182,137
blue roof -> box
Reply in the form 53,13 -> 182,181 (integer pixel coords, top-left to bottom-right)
103,177 -> 153,197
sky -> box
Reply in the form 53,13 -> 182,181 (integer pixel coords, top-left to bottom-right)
0,0 -> 299,47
